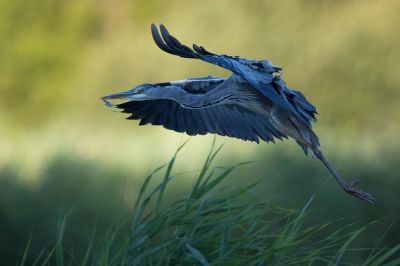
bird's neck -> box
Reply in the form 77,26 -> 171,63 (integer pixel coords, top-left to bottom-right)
158,85 -> 231,109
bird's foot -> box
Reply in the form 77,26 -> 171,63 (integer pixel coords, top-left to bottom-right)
349,178 -> 362,188
345,178 -> 376,203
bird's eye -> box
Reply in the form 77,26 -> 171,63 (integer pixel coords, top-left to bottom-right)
137,88 -> 145,93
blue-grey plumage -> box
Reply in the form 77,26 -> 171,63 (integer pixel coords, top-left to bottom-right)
101,24 -> 375,203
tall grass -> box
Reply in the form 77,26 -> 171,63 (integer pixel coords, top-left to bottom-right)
20,140 -> 400,265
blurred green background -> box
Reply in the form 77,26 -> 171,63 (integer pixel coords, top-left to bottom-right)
1,0 -> 400,264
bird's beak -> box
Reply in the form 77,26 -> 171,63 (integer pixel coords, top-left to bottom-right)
101,90 -> 136,107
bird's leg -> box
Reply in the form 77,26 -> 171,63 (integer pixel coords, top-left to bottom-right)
316,151 -> 376,203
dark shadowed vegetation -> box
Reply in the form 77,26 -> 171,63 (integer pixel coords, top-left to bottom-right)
13,144 -> 400,265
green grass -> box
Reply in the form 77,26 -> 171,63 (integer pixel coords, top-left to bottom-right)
19,140 -> 400,265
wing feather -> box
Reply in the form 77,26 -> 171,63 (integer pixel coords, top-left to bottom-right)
151,23 -> 317,128
124,101 -> 155,119
203,108 -> 227,136
182,108 -> 198,135
175,105 -> 186,133
243,112 -> 275,142
196,108 -> 216,134
165,101 -> 178,130
231,107 -> 260,143
189,109 -> 208,135
116,100 -> 286,143
220,106 -> 251,141
138,100 -> 168,125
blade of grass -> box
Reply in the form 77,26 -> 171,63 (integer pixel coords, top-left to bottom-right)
370,243 -> 400,266
19,231 -> 33,266
333,225 -> 366,264
186,244 -> 210,266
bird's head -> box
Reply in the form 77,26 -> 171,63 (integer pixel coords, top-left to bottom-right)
101,82 -> 169,107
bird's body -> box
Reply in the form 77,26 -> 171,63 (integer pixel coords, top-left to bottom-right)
102,24 -> 375,203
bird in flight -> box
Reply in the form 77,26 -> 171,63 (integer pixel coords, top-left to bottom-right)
101,24 -> 375,203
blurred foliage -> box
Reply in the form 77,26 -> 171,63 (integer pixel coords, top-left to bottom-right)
0,0 -> 102,126
1,0 -> 400,135
0,155 -> 131,265
1,0 -> 400,264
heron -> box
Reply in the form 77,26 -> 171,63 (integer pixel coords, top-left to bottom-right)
101,24 -> 375,203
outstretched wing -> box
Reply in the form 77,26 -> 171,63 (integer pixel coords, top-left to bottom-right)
151,23 -> 317,127
116,99 -> 287,143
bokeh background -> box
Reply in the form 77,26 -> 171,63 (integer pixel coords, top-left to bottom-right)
1,0 -> 400,264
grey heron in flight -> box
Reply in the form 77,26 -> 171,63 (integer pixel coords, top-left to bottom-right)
101,24 -> 375,203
